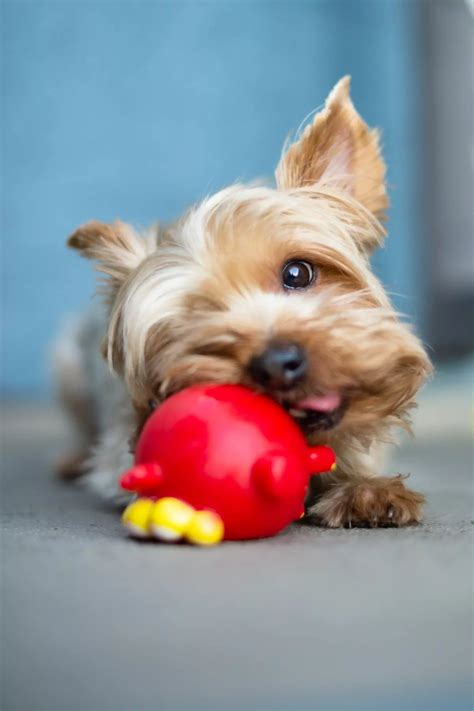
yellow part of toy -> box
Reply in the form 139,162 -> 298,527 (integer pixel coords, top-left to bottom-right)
186,510 -> 224,546
122,498 -> 154,538
150,497 -> 195,542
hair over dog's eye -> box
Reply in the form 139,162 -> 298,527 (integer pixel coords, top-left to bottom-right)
282,260 -> 316,290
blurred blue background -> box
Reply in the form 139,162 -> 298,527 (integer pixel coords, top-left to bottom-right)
2,0 -> 472,397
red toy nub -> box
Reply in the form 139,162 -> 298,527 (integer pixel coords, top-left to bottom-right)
120,384 -> 335,545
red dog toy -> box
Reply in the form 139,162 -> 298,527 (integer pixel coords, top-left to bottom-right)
120,384 -> 335,545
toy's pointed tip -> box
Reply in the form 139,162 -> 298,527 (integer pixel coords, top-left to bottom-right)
119,470 -> 136,491
307,446 -> 336,474
119,462 -> 163,493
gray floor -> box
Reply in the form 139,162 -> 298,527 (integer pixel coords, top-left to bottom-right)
1,404 -> 472,711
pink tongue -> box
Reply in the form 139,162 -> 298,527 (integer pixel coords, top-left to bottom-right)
296,392 -> 341,413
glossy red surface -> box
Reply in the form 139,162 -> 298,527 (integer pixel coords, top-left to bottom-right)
121,384 -> 335,540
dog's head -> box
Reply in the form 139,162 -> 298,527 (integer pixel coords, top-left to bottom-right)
68,77 -> 431,443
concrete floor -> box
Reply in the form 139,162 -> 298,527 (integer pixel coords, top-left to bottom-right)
1,403 -> 472,711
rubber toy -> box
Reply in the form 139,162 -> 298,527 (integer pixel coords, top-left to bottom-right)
120,384 -> 336,545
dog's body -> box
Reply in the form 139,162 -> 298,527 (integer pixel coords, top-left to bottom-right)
57,77 -> 431,527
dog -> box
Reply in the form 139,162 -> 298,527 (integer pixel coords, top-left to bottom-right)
55,76 -> 432,527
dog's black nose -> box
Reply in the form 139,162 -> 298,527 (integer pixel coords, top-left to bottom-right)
249,342 -> 307,390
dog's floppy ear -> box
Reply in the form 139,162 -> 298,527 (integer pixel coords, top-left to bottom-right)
276,76 -> 388,224
68,220 -> 151,291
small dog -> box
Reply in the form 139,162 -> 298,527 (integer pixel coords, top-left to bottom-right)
56,77 -> 431,527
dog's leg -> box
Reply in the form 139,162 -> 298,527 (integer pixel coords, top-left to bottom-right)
306,445 -> 425,528
53,315 -> 98,480
84,410 -> 134,506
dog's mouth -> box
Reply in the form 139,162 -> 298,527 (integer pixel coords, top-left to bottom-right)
283,392 -> 347,434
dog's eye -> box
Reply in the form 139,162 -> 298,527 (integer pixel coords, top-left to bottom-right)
148,399 -> 158,412
282,260 -> 315,290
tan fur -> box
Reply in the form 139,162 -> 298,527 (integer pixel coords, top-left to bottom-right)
67,77 -> 432,527
276,76 -> 388,246
68,220 -> 158,296
309,474 -> 425,528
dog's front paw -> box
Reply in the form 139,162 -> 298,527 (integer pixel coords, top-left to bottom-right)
308,475 -> 425,528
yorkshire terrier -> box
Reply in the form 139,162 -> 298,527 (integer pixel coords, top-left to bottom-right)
55,77 -> 431,527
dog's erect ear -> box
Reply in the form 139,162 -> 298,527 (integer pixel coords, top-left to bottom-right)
68,220 -> 151,291
276,76 -> 388,223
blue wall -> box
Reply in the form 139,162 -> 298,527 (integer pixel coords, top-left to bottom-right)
1,0 -> 422,397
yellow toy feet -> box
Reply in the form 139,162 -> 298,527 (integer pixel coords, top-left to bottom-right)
122,496 -> 225,545
186,510 -> 224,546
150,497 -> 195,541
122,498 -> 154,538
